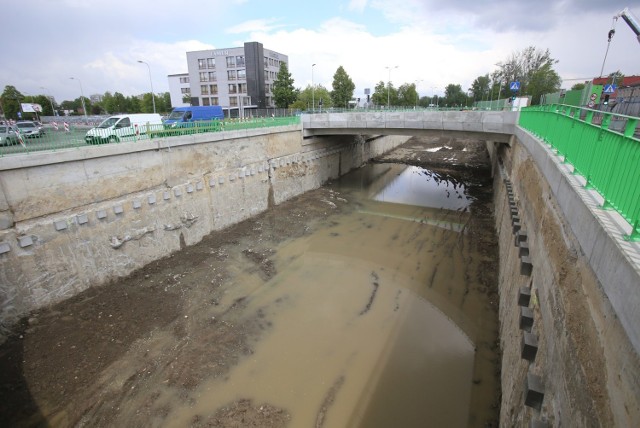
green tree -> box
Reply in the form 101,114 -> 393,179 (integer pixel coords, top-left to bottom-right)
330,66 -> 355,109
570,83 -> 586,91
495,46 -> 559,97
110,92 -> 128,113
397,83 -> 418,107
470,75 -> 490,101
291,84 -> 332,110
527,62 -> 561,105
155,92 -> 171,113
33,94 -> 56,116
139,93 -> 156,113
273,62 -> 297,108
371,81 -> 387,106
0,86 -> 25,120
443,84 -> 467,107
607,71 -> 625,85
101,92 -> 115,114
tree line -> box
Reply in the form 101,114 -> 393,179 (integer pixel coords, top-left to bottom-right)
273,46 -> 570,110
0,86 -> 171,121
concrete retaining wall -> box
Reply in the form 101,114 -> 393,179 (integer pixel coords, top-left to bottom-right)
494,131 -> 640,427
0,127 -> 410,337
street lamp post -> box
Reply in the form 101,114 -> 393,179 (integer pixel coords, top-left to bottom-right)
312,63 -> 316,112
40,86 -> 56,116
385,65 -> 398,108
137,60 -> 156,114
69,77 -> 88,122
414,79 -> 423,107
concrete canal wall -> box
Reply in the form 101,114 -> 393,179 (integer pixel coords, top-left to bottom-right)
0,126 -> 409,337
492,131 -> 640,427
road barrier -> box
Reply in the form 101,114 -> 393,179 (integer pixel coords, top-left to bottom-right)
0,116 -> 301,156
519,104 -> 640,241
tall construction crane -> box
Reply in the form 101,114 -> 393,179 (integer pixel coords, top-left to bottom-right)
600,7 -> 639,78
611,7 -> 640,44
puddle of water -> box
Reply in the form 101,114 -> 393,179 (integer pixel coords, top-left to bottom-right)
159,163 -> 498,427
339,164 -> 471,211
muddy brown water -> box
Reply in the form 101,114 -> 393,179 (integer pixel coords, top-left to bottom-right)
1,155 -> 500,427
155,163 -> 497,427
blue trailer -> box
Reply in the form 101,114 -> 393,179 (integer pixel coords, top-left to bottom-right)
164,106 -> 224,128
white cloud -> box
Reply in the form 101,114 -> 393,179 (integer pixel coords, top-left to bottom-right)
1,0 -> 636,105
348,0 -> 368,13
227,19 -> 283,34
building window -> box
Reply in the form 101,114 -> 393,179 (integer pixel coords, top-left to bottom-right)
226,56 -> 236,67
265,84 -> 270,93
228,84 -> 237,94
238,83 -> 247,94
207,58 -> 215,69
199,72 -> 208,82
264,57 -> 268,67
202,97 -> 211,106
236,56 -> 245,67
179,76 -> 189,84
181,88 -> 190,94
229,97 -> 238,107
198,59 -> 206,69
210,84 -> 218,94
208,71 -> 216,81
201,85 -> 209,95
237,69 -> 246,80
242,96 -> 251,106
227,70 -> 237,80
211,97 -> 219,105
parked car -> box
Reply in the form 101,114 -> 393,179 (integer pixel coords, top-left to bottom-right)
0,124 -> 21,146
85,114 -> 163,144
16,121 -> 45,138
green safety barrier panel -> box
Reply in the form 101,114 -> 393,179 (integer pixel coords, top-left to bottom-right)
0,116 -> 301,157
519,104 -> 640,241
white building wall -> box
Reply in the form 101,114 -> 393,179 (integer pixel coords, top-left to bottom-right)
168,73 -> 190,108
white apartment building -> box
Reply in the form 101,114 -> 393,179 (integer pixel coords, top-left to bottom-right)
167,73 -> 190,108
168,41 -> 288,115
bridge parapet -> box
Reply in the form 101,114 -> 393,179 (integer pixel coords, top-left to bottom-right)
302,110 -> 519,140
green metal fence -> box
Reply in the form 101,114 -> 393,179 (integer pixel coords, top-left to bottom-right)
519,104 -> 640,241
0,116 -> 301,157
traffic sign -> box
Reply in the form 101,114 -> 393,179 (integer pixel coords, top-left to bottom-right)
603,84 -> 617,94
510,81 -> 521,91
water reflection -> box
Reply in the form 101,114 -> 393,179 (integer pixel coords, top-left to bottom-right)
339,164 -> 471,211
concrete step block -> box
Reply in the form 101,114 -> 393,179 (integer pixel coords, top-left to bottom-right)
518,286 -> 531,307
513,221 -> 521,233
521,332 -> 539,362
521,255 -> 533,276
520,306 -> 534,331
524,372 -> 545,411
515,230 -> 528,247
519,241 -> 530,258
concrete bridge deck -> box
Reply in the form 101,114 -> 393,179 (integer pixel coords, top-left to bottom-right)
302,110 -> 518,142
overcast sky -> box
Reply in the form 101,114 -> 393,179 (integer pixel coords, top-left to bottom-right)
1,0 -> 637,103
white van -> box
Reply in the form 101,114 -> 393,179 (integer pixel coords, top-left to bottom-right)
85,113 -> 162,144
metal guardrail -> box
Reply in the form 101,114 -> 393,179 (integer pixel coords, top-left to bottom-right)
0,116 -> 300,157
519,104 -> 640,241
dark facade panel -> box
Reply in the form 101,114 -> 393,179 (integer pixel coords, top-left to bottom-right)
245,42 -> 266,109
